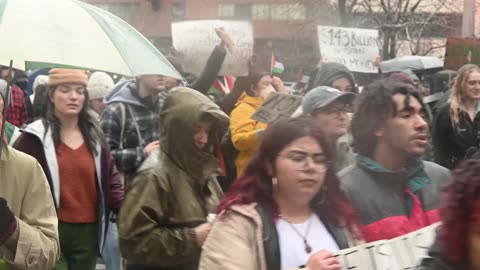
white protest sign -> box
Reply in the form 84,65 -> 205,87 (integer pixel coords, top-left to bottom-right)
317,26 -> 380,73
172,20 -> 253,76
334,223 -> 440,269
251,92 -> 303,124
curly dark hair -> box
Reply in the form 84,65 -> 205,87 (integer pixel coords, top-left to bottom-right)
218,117 -> 361,238
350,79 -> 427,157
440,157 -> 480,262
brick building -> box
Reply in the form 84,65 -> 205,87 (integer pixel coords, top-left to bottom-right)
82,0 -> 336,80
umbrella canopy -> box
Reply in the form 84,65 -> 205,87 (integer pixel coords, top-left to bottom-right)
0,0 -> 182,79
379,56 -> 444,73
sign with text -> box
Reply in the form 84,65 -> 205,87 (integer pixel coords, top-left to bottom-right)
317,26 -> 380,73
251,92 -> 302,124
334,223 -> 440,269
445,36 -> 480,71
172,20 -> 253,76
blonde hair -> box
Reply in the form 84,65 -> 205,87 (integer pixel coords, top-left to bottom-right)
450,64 -> 480,128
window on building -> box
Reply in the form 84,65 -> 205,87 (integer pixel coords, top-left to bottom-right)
288,3 -> 306,20
234,4 -> 251,19
251,3 -> 306,21
217,4 -> 235,18
94,3 -> 140,24
252,4 -> 270,20
172,3 -> 185,21
270,4 -> 289,20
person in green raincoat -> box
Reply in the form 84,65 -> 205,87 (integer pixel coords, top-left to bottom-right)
118,87 -> 228,270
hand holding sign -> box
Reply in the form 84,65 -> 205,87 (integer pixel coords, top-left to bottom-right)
215,27 -> 236,55
251,92 -> 303,124
307,250 -> 342,270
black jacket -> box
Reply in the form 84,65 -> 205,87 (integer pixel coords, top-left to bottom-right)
417,237 -> 467,270
432,103 -> 480,169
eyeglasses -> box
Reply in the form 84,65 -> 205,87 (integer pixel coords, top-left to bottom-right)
467,80 -> 480,86
278,151 -> 330,171
315,106 -> 353,117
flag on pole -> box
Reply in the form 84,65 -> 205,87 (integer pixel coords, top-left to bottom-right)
271,54 -> 284,74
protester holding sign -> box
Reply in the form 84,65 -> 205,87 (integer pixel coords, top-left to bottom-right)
339,79 -> 450,243
418,157 -> 480,270
230,72 -> 285,176
200,118 -> 362,270
432,64 -> 480,169
303,86 -> 356,171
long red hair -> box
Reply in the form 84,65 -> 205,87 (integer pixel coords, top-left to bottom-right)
439,157 -> 480,262
218,117 -> 361,238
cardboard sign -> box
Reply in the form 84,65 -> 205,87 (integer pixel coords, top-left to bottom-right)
251,92 -> 302,124
334,223 -> 440,269
172,20 -> 254,76
317,26 -> 380,73
445,36 -> 480,71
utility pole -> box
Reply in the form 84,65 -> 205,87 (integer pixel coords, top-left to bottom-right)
462,0 -> 476,36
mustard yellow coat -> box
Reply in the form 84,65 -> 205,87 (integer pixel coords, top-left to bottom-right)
230,93 -> 267,176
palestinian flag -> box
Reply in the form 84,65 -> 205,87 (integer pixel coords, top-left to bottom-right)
271,55 -> 284,75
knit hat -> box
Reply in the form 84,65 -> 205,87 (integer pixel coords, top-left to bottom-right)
87,72 -> 114,100
32,75 -> 48,93
302,86 -> 356,115
48,68 -> 88,87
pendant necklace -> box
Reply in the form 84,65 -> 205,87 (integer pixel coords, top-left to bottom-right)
280,214 -> 313,253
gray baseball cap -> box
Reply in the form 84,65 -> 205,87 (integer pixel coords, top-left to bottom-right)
302,86 -> 356,115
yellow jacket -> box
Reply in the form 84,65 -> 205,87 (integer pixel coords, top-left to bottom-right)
230,93 -> 267,176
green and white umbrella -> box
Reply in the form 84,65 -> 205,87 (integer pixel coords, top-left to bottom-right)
0,0 -> 182,78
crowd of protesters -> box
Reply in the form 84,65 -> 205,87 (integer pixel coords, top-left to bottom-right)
0,27 -> 480,270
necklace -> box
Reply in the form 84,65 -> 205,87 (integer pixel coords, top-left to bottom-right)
280,214 -> 313,253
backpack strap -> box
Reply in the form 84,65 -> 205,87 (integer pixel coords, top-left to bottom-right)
255,205 -> 280,270
119,103 -> 126,150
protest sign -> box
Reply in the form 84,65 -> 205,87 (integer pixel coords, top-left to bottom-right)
334,223 -> 440,269
251,92 -> 302,124
172,20 -> 253,76
445,36 -> 480,70
317,26 -> 380,73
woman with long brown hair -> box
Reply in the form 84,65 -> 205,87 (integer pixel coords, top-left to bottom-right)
433,64 -> 480,169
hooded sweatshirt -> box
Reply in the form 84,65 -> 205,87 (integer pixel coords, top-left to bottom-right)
118,87 -> 228,270
100,80 -> 161,185
307,62 -> 357,94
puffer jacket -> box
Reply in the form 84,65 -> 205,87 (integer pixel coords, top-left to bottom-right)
118,87 -> 228,270
200,203 -> 361,270
230,92 -> 267,176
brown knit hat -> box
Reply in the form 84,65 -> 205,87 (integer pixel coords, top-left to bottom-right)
48,68 -> 88,87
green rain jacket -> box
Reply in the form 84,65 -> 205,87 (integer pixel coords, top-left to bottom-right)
118,87 -> 228,270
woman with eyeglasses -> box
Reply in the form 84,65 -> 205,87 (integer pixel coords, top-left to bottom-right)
200,117 -> 363,270
301,86 -> 356,172
432,64 -> 480,169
